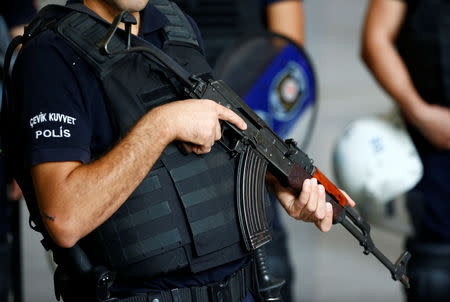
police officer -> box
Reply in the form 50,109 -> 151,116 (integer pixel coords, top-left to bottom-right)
176,0 -> 304,65
362,0 -> 450,301
1,1 -> 36,300
2,0 -> 352,301
0,0 -> 37,39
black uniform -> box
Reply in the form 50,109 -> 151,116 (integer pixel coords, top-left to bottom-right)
396,0 -> 450,301
1,1 -> 36,300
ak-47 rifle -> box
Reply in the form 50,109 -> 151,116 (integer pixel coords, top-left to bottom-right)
185,76 -> 411,289
100,11 -> 411,291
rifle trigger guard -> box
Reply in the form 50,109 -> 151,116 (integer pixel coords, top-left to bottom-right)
218,121 -> 248,156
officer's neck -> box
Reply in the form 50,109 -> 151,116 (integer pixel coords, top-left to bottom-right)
84,0 -> 141,35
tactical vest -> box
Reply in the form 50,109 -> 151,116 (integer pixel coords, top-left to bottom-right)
396,0 -> 450,108
15,1 -> 259,279
175,0 -> 265,65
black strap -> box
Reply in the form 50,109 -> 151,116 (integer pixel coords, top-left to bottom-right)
1,36 -> 22,93
149,0 -> 199,47
1,35 -> 23,163
53,4 -> 197,88
64,1 -> 199,87
2,4 -> 66,110
110,261 -> 254,302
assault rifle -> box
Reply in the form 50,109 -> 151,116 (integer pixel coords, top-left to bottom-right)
101,11 -> 411,290
185,76 -> 411,289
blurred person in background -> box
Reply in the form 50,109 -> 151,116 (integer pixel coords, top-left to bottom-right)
175,1 -> 304,301
0,0 -> 38,39
361,0 -> 450,301
175,0 -> 304,65
1,1 -> 36,301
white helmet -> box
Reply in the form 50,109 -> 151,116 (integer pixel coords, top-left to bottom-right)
333,108 -> 423,223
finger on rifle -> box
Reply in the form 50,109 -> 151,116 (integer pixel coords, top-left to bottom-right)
216,103 -> 247,130
274,179 -> 300,216
314,185 -> 326,220
293,178 -> 311,219
315,202 -> 333,232
302,178 -> 319,219
193,144 -> 211,155
215,123 -> 222,141
264,172 -> 279,193
340,189 -> 356,208
176,142 -> 194,155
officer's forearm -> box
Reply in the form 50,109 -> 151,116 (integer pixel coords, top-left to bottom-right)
31,107 -> 174,248
266,0 -> 304,46
361,0 -> 425,124
362,36 -> 424,118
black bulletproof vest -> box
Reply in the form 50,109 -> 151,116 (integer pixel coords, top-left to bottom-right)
396,0 -> 450,108
175,0 -> 265,65
22,1 -> 249,278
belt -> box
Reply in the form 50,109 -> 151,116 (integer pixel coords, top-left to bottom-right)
108,262 -> 254,302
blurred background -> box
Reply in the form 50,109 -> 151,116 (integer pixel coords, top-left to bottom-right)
11,0 -> 409,301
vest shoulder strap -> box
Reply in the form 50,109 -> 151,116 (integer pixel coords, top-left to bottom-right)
150,0 -> 200,47
22,5 -> 68,39
53,1 -> 201,78
55,10 -> 127,78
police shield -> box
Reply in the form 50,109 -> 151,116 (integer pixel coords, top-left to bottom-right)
214,32 -> 317,148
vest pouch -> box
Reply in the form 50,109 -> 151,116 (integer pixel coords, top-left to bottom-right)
138,82 -> 178,111
160,143 -> 243,257
162,41 -> 212,76
83,164 -> 192,268
101,53 -> 181,137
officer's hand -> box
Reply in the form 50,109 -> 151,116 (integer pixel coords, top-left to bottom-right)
158,99 -> 247,154
9,179 -> 23,201
268,176 -> 331,232
413,103 -> 450,150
